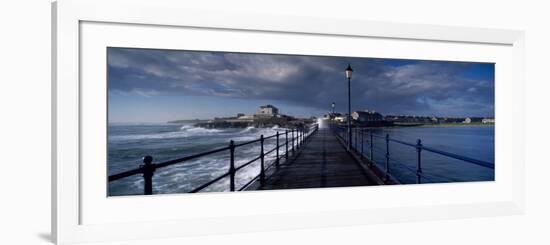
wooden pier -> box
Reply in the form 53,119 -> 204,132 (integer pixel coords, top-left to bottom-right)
247,127 -> 381,190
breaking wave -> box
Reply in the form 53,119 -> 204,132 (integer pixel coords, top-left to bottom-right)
110,125 -> 223,141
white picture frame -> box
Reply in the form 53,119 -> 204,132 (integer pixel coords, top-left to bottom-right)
52,0 -> 525,244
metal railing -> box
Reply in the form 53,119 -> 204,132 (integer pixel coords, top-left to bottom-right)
109,124 -> 319,195
331,124 -> 494,184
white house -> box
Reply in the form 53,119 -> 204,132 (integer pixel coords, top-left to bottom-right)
255,105 -> 279,117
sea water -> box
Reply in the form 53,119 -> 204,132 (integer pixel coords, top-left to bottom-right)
108,123 -> 287,196
361,126 -> 494,184
108,123 -> 494,196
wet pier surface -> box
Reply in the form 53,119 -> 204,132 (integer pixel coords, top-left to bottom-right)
254,128 -> 377,190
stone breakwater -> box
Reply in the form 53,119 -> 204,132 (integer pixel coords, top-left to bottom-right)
194,117 -> 315,129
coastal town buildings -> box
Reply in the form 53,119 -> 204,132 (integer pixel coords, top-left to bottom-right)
351,110 -> 383,123
334,114 -> 347,123
256,104 -> 279,117
192,104 -> 314,128
324,112 -> 342,120
482,118 -> 495,124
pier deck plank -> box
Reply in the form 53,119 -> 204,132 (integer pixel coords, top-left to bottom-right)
255,128 -> 377,190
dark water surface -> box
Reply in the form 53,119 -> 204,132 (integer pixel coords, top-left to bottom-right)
108,123 -> 287,196
108,123 -> 494,196
358,126 -> 494,184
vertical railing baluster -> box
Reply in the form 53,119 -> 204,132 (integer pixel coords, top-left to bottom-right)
229,140 -> 235,191
276,131 -> 280,168
353,127 -> 355,149
142,155 -> 155,195
351,127 -> 354,149
260,135 -> 265,185
297,128 -> 300,149
296,128 -> 300,150
355,127 -> 358,150
301,128 -> 303,146
343,127 -> 346,144
345,127 -> 348,146
285,130 -> 289,160
369,131 -> 373,166
292,129 -> 295,153
361,129 -> 364,158
300,128 -> 303,148
416,139 -> 423,184
299,128 -> 302,149
385,134 -> 390,181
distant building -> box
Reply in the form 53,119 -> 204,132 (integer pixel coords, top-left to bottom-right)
462,117 -> 472,124
256,105 -> 279,117
482,118 -> 495,124
334,115 -> 347,123
351,110 -> 383,123
324,112 -> 342,120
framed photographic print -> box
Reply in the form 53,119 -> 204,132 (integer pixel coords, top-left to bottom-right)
52,0 -> 525,244
107,47 -> 496,196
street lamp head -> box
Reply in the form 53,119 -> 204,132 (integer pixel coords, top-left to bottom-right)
331,102 -> 335,108
345,64 -> 353,79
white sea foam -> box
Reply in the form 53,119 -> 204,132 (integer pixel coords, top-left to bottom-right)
110,124 -> 293,194
180,125 -> 194,130
239,126 -> 256,134
110,125 -> 224,141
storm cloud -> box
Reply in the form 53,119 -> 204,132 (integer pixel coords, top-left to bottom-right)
108,47 -> 494,117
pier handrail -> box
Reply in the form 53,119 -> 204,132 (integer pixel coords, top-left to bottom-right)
109,123 -> 319,195
369,133 -> 494,169
332,124 -> 493,183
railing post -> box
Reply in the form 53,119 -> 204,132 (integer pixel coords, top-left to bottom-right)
416,139 -> 423,184
260,134 -> 265,185
297,128 -> 300,149
142,155 -> 155,195
301,128 -> 304,144
292,129 -> 295,153
296,128 -> 300,150
229,140 -> 236,191
276,131 -> 280,168
385,134 -> 390,181
355,127 -> 358,150
285,130 -> 289,160
369,131 -> 374,166
298,128 -> 302,149
361,129 -> 364,158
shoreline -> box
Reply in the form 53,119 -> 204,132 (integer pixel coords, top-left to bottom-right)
350,123 -> 495,129
418,123 -> 494,128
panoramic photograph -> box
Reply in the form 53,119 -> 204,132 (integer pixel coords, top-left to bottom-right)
107,47 -> 495,196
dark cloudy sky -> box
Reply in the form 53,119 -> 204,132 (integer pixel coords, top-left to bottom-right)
107,47 -> 494,123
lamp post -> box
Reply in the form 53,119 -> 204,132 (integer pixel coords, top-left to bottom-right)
331,102 -> 335,115
345,64 -> 353,151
